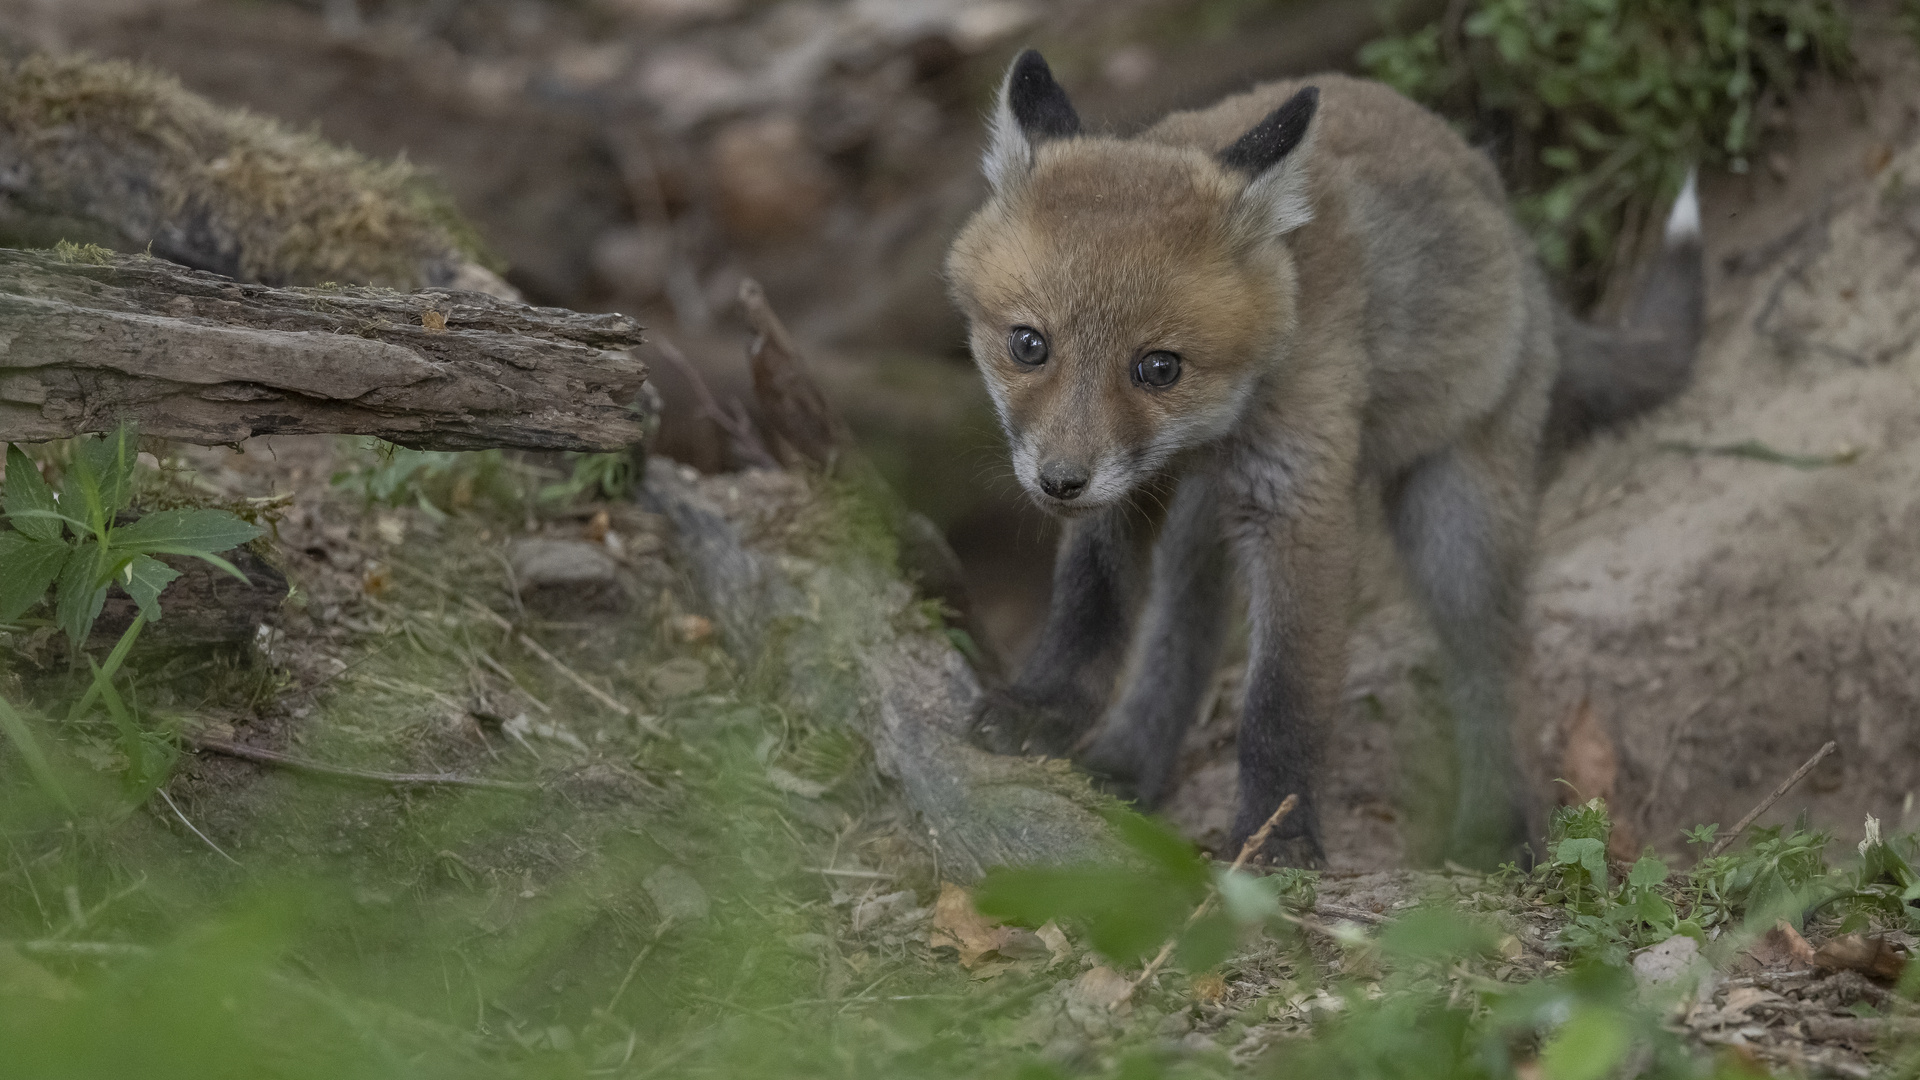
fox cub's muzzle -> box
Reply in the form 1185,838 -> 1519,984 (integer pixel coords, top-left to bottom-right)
1038,460 -> 1090,501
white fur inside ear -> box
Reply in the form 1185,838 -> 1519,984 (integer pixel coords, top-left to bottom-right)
982,78 -> 1033,193
1230,138 -> 1315,243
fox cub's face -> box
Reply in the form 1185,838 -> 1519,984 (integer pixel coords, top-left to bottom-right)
947,51 -> 1320,514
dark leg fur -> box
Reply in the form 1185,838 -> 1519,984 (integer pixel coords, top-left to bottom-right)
1077,473 -> 1230,806
1386,443 -> 1536,868
1219,445 -> 1357,868
971,502 -> 1154,756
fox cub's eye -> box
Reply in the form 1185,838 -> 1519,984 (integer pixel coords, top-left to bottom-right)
1008,326 -> 1049,367
1133,351 -> 1182,389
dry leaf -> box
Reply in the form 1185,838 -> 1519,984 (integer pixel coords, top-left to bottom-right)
673,614 -> 715,644
1036,921 -> 1072,967
1067,965 -> 1134,1014
584,510 -> 611,542
1747,920 -> 1816,971
1559,696 -> 1618,805
1813,934 -> 1908,980
1720,986 -> 1784,1018
929,883 -> 1020,969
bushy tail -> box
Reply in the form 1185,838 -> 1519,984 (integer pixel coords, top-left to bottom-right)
1547,171 -> 1705,443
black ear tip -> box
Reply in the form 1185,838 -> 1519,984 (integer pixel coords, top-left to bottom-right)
1218,84 -> 1322,175
1005,47 -> 1081,140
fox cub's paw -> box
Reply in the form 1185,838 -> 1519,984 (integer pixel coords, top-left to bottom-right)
1227,802 -> 1325,869
969,686 -> 1096,758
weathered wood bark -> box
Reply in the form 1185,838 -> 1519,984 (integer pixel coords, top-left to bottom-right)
0,248 -> 651,451
645,461 -> 1120,881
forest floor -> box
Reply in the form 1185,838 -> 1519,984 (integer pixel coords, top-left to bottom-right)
6,1 -> 1920,1077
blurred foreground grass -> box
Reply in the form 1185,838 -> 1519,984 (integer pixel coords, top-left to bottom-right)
3,437 -> 1920,1079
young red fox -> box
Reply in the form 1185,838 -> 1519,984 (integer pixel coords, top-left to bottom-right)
945,51 -> 1702,867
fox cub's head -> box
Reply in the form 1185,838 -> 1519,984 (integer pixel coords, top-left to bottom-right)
947,51 -> 1318,514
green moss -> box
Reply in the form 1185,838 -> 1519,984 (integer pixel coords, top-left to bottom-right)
0,53 -> 501,288
49,239 -> 114,265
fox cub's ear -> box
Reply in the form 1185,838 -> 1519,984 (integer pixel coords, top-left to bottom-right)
983,50 -> 1081,193
1220,86 -> 1319,242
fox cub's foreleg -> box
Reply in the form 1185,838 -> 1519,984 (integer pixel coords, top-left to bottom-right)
1077,472 -> 1230,806
971,500 -> 1158,756
1217,428 -> 1360,867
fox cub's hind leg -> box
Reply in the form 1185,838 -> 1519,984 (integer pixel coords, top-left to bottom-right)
1386,429 -> 1540,868
971,504 -> 1155,756
1078,472 -> 1230,806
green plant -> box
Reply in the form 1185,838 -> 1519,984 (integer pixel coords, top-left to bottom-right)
2,428 -> 261,647
330,441 -> 525,517
538,451 -> 637,504
975,808 -> 1313,972
1,426 -> 262,802
1361,0 -> 1851,291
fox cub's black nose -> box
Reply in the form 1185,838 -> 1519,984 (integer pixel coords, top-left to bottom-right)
1039,461 -> 1089,500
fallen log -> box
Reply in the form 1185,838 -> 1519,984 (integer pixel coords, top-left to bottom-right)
645,460 -> 1121,881
0,246 -> 651,451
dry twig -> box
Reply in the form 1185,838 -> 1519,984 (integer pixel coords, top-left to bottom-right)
188,735 -> 538,793
1125,794 -> 1299,1002
1706,740 -> 1838,858
650,336 -> 778,469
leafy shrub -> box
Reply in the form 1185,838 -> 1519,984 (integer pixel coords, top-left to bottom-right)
1361,0 -> 1852,293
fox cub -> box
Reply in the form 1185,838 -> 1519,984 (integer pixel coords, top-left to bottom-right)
945,52 -> 1702,866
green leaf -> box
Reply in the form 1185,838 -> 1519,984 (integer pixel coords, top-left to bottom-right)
54,539 -> 109,646
1107,809 -> 1210,890
1540,1006 -> 1630,1080
121,555 -> 182,622
66,611 -> 146,725
4,445 -> 62,542
113,509 -> 264,559
1174,910 -> 1236,974
1215,868 -> 1284,926
0,532 -> 68,622
1628,855 -> 1669,889
1380,908 -> 1499,964
61,425 -> 140,536
1554,837 -> 1609,890
975,864 -> 1201,964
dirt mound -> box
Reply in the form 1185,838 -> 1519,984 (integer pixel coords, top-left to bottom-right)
1527,142 -> 1920,858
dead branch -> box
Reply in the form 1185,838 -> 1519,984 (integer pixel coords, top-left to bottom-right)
650,335 -> 779,469
1706,741 -> 1839,858
187,734 -> 539,792
1127,794 -> 1299,1001
739,277 -> 852,468
0,247 -> 650,451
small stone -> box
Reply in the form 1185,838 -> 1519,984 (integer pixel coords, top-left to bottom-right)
643,865 -> 710,922
510,538 -> 626,613
1633,934 -> 1702,985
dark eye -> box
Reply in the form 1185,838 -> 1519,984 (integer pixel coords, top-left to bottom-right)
1008,326 -> 1048,367
1133,350 -> 1181,389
